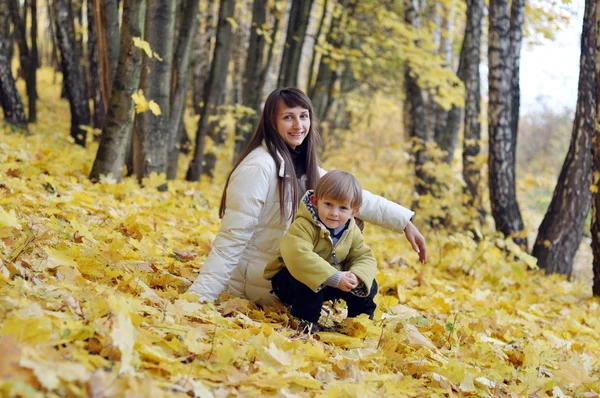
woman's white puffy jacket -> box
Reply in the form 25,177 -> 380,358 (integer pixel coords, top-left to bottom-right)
188,145 -> 415,305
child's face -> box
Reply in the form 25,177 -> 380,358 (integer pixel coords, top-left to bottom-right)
311,195 -> 359,229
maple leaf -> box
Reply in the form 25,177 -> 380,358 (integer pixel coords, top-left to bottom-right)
110,311 -> 137,375
0,206 -> 21,229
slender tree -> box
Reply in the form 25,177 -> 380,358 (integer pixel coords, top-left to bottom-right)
133,0 -> 176,179
105,0 -> 121,84
28,0 -> 37,123
191,0 -> 216,115
307,0 -> 328,92
508,0 -> 525,146
488,0 -> 526,246
186,0 -> 235,181
54,0 -> 91,146
166,0 -> 201,179
72,0 -> 89,102
234,0 -> 268,157
0,37 -> 27,127
592,0 -> 600,295
277,0 -> 313,88
461,0 -> 485,220
310,0 -> 348,121
88,0 -> 105,128
433,1 -> 457,162
0,2 -> 11,60
533,0 -> 595,276
90,0 -> 145,181
8,0 -> 29,82
404,0 -> 430,198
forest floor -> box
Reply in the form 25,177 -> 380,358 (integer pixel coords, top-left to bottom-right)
1,69 -> 599,397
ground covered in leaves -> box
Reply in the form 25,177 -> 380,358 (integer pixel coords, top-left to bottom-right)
1,73 -> 600,397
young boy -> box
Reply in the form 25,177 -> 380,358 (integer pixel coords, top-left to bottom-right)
264,170 -> 378,331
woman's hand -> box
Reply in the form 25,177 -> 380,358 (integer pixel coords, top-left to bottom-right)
404,221 -> 427,264
338,271 -> 358,292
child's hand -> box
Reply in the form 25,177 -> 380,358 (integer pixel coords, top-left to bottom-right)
338,272 -> 358,292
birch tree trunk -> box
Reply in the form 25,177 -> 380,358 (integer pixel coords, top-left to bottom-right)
133,0 -> 176,179
166,0 -> 200,179
90,0 -> 145,181
508,0 -> 525,144
54,0 -> 91,146
488,0 -> 526,247
533,0 -> 595,276
186,0 -> 235,181
0,38 -> 27,127
277,0 -> 313,88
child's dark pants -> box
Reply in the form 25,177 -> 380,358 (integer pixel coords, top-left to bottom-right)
271,267 -> 378,324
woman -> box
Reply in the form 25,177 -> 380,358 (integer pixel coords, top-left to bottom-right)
189,88 -> 427,305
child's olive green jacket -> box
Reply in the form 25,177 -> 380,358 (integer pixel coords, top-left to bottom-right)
264,191 -> 377,296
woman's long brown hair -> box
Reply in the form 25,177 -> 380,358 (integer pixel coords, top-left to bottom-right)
219,88 -> 322,221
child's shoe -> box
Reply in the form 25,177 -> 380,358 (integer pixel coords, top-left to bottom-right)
292,318 -> 319,334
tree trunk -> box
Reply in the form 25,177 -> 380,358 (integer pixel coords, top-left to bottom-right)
234,0 -> 267,157
488,0 -> 526,247
166,0 -> 200,180
508,0 -> 525,145
105,0 -> 120,84
277,0 -> 313,88
186,0 -> 235,182
90,0 -> 145,182
533,0 -> 595,277
132,0 -> 176,180
592,0 -> 600,295
8,0 -> 29,81
191,0 -> 216,115
307,0 -> 328,92
231,1 -> 249,106
0,38 -> 27,127
28,0 -> 38,123
54,0 -> 91,146
461,0 -> 485,221
88,0 -> 105,128
94,0 -> 110,108
47,0 -> 59,72
310,0 -> 347,121
0,2 -> 11,62
433,1 -> 456,161
72,0 -> 89,102
404,0 -> 430,198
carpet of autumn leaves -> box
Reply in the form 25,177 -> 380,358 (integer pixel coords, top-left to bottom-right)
1,71 -> 600,397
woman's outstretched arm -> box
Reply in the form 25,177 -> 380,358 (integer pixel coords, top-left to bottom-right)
318,167 -> 427,263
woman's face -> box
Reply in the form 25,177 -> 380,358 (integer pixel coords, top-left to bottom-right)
275,102 -> 310,149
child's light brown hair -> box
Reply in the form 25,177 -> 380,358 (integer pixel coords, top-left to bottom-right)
314,170 -> 362,209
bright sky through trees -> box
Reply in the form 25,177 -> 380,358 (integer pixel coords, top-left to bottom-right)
520,0 -> 583,113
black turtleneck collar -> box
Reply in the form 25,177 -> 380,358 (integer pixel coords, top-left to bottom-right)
288,146 -> 306,179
